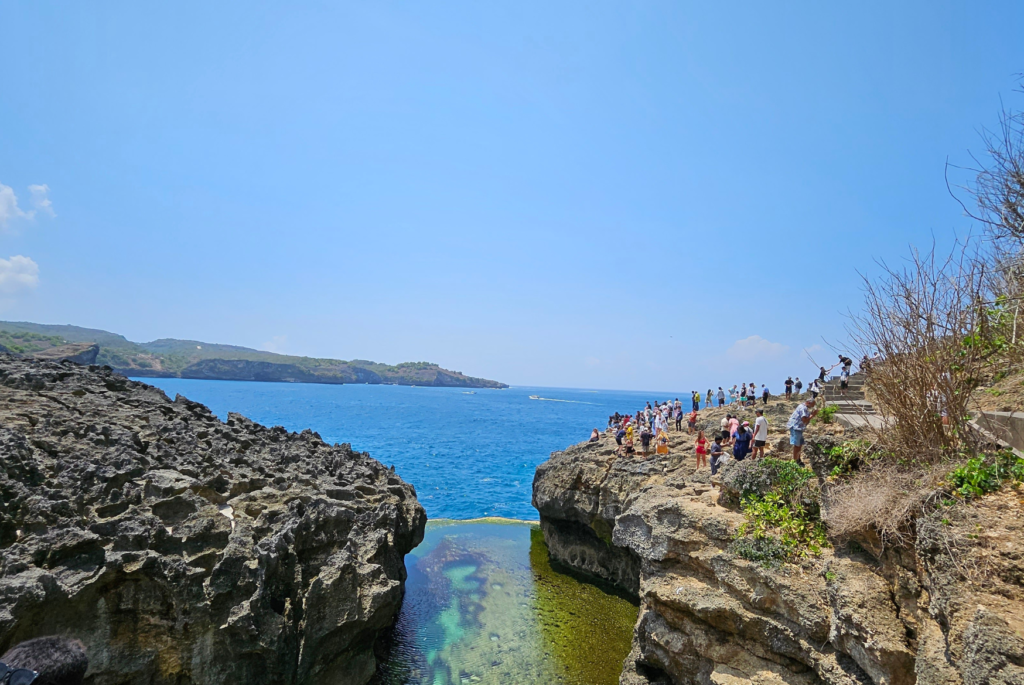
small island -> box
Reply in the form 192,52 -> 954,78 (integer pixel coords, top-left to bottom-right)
0,321 -> 508,389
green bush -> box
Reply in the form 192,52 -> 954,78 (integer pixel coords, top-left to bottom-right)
725,457 -> 815,502
729,535 -> 790,568
948,451 -> 1024,499
815,405 -> 839,424
729,458 -> 827,563
826,440 -> 875,479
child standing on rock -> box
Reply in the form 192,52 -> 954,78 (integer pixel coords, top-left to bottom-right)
710,436 -> 724,475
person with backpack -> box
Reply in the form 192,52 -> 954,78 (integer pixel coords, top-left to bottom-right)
794,377 -> 803,395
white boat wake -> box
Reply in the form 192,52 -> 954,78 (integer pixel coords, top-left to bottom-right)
528,395 -> 595,404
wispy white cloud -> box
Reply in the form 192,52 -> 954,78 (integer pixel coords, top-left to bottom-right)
28,184 -> 55,217
0,184 -> 31,228
261,335 -> 288,354
726,335 -> 789,360
0,256 -> 40,294
0,182 -> 55,229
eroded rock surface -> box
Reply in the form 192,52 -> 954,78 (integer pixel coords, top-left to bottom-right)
0,356 -> 426,684
533,408 -> 1024,685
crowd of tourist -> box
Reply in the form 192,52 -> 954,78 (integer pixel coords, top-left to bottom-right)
600,355 -> 858,472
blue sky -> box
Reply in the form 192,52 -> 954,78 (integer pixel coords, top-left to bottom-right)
1,1 -> 1022,391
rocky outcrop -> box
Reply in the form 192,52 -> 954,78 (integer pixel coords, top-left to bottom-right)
31,342 -> 99,365
0,356 -> 426,685
533,408 -> 1024,685
178,358 -> 380,384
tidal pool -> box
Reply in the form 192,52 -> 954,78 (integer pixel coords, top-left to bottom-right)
374,520 -> 639,685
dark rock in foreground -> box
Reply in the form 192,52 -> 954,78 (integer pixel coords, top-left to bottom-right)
0,356 -> 426,685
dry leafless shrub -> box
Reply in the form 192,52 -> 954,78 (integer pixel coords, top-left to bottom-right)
850,242 -> 990,461
951,86 -> 1024,245
830,241 -> 998,544
828,85 -> 1024,546
824,462 -> 948,546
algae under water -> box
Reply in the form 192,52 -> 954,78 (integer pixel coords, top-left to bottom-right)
374,520 -> 638,685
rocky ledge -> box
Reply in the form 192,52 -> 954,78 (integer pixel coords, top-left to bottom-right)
533,404 -> 1024,685
0,356 -> 426,685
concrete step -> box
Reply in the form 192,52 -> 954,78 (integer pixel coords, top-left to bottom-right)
827,399 -> 874,412
822,391 -> 866,400
836,413 -> 885,430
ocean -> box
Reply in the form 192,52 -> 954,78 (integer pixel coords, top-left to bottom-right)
136,379 -> 670,520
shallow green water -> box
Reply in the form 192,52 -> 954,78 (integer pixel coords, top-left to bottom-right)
374,520 -> 639,685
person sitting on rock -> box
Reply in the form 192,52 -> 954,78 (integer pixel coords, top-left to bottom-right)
589,428 -> 600,443
1,636 -> 89,685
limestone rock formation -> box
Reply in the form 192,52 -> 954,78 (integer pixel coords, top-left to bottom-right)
533,414 -> 1024,685
31,342 -> 99,365
0,355 -> 426,684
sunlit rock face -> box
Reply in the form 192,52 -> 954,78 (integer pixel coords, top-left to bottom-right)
534,429 -> 1024,685
0,355 -> 426,685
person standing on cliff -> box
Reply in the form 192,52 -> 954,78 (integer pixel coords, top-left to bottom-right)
787,398 -> 818,466
784,377 -> 794,399
752,409 -> 769,458
794,377 -> 803,395
717,387 -> 726,407
674,404 -> 683,431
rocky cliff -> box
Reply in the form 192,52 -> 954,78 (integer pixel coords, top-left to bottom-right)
533,405 -> 1024,685
0,356 -> 426,685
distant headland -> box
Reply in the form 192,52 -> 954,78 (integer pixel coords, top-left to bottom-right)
0,321 -> 508,388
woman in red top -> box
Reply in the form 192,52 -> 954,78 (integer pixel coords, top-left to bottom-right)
695,430 -> 708,469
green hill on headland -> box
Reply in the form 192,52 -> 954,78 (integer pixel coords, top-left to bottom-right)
0,321 -> 508,388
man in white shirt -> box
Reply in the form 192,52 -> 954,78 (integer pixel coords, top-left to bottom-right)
752,409 -> 769,458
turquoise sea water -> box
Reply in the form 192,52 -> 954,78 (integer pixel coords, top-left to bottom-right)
375,521 -> 637,685
137,379 -> 663,520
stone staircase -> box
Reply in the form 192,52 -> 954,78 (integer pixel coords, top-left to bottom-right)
821,373 -> 884,430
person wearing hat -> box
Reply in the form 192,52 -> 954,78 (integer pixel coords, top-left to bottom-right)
732,421 -> 753,461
